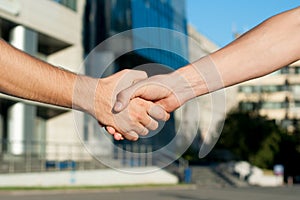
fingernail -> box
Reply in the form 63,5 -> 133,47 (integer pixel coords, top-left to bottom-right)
114,102 -> 123,111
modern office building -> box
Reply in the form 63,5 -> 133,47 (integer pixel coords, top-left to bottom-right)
0,0 -> 89,173
238,60 -> 300,132
231,30 -> 300,132
83,0 -> 188,70
1,0 -> 230,173
0,0 -> 191,172
82,0 -> 189,164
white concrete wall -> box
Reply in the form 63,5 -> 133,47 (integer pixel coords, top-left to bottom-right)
0,0 -> 86,159
46,112 -> 90,161
0,167 -> 178,187
248,175 -> 284,187
0,0 -> 85,44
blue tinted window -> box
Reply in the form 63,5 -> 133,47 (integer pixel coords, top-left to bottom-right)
131,0 -> 188,69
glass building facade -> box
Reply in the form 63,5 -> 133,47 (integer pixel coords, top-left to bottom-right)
84,0 -> 188,70
131,0 -> 188,68
83,0 -> 188,152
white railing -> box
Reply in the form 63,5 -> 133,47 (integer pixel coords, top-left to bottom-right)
0,139 -> 161,174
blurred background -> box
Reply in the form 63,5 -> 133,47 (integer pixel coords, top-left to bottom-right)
0,0 -> 299,193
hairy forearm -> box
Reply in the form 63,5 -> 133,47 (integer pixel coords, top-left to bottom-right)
211,7 -> 300,86
0,39 -> 92,110
181,6 -> 300,98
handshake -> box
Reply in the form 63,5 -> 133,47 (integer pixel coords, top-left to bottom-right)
2,5 -> 299,143
80,6 -> 300,141
75,56 -> 217,141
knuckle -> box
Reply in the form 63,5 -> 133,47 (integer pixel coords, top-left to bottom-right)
135,70 -> 148,79
132,98 -> 145,108
136,114 -> 143,121
137,99 -> 146,107
140,128 -> 149,136
158,112 -> 165,120
153,121 -> 159,130
149,105 -> 168,121
123,69 -> 130,73
156,110 -> 166,121
125,131 -> 138,141
128,110 -> 140,122
148,120 -> 159,131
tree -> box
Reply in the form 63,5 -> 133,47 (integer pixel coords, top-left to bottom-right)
215,109 -> 284,169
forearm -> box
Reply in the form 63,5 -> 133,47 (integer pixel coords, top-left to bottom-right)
112,6 -> 300,114
0,39 -> 93,110
181,6 -> 300,98
211,7 -> 300,87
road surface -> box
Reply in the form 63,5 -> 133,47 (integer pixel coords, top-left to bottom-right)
0,185 -> 299,200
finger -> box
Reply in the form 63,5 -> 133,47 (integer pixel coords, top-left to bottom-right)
127,70 -> 148,81
105,127 -> 124,140
113,86 -> 136,113
132,74 -> 148,84
139,127 -> 149,136
144,117 -> 159,131
114,133 -> 124,140
114,70 -> 148,112
148,104 -> 170,121
156,95 -> 180,113
123,99 -> 155,134
114,80 -> 149,113
122,131 -> 139,141
107,125 -> 144,141
123,70 -> 148,88
131,124 -> 149,137
106,126 -> 116,135
136,102 -> 159,130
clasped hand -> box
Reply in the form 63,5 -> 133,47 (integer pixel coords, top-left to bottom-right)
96,67 -> 198,141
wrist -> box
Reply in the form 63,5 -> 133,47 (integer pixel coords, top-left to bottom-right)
162,67 -> 203,107
175,64 -> 207,98
176,55 -> 223,98
72,75 -> 99,116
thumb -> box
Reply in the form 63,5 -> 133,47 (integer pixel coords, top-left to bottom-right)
114,92 -> 130,113
114,83 -> 148,112
113,88 -> 133,112
113,70 -> 147,112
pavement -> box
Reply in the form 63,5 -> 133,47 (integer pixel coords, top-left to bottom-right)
0,185 -> 299,200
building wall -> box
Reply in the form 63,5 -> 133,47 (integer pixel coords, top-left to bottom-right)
188,25 -> 219,62
0,0 -> 87,160
0,0 -> 190,167
45,0 -> 86,160
82,0 -> 189,161
238,59 -> 300,131
0,0 -> 82,46
0,0 -> 241,167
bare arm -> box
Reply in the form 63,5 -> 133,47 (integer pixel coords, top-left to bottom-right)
0,39 -> 167,140
194,6 -> 300,94
0,39 -> 77,108
114,6 -> 300,113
